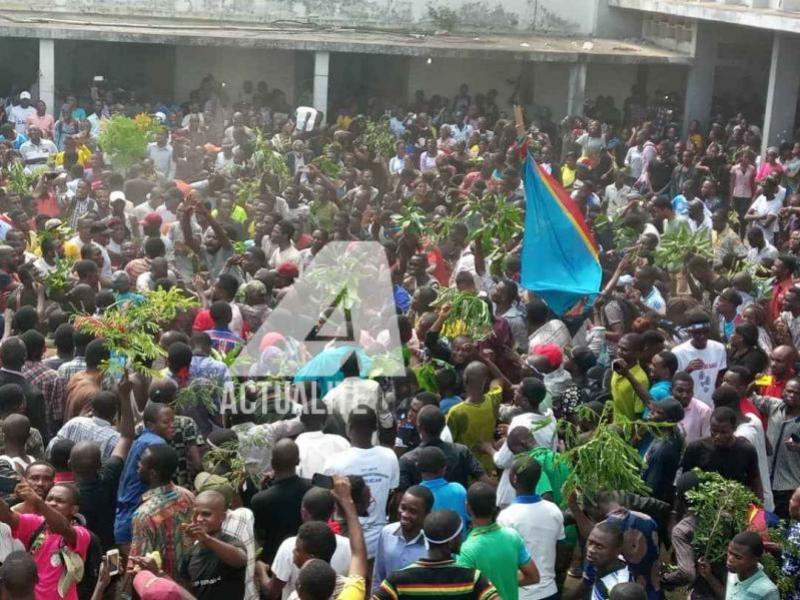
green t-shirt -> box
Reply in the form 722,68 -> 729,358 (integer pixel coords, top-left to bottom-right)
457,522 -> 530,600
446,387 -> 502,472
610,364 -> 648,421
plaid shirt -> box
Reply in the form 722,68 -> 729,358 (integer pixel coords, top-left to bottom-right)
57,357 -> 87,383
22,361 -> 65,437
47,416 -> 119,464
130,483 -> 195,580
224,508 -> 258,600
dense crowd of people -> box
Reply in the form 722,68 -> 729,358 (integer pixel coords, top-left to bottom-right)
0,73 -> 796,600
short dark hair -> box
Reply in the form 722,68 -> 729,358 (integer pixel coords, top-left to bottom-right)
406,485 -> 435,513
609,582 -> 647,600
209,301 -> 233,326
91,391 -> 118,422
731,531 -> 764,557
302,487 -> 336,521
711,406 -> 737,427
0,550 -> 38,596
423,509 -> 462,546
512,456 -> 542,492
712,385 -> 740,410
467,482 -> 496,519
215,273 -> 240,300
297,521 -> 337,562
144,444 -> 178,481
416,446 -> 447,474
0,383 -> 24,414
672,370 -> 693,387
417,405 -> 445,437
348,405 -> 377,433
84,339 -> 110,370
20,329 -> 46,362
656,351 -> 678,376
53,323 -> 75,354
296,559 -> 336,600
593,520 -> 624,547
143,401 -> 169,427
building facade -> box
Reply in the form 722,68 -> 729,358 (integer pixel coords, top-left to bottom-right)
0,0 -> 796,137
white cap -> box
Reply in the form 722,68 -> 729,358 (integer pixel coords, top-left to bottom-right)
19,91 -> 31,100
109,191 -> 126,203
153,112 -> 166,122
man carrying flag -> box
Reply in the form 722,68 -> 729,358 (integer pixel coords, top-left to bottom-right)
513,106 -> 603,317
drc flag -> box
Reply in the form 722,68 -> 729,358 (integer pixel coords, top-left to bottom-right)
521,157 -> 602,316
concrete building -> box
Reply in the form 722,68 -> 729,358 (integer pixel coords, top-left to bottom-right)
0,0 -> 796,138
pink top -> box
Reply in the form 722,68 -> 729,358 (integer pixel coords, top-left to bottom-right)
13,513 -> 91,600
756,161 -> 783,183
679,397 -> 712,444
26,113 -> 56,139
731,163 -> 756,198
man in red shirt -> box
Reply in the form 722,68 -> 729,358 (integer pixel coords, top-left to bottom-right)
759,345 -> 797,399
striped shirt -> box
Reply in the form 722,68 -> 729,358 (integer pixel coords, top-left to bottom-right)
373,557 -> 498,600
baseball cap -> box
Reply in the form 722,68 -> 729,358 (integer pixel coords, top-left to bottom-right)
531,344 -> 564,369
276,262 -> 299,279
19,91 -> 31,100
44,218 -> 63,231
109,190 -> 126,203
140,212 -> 163,227
153,111 -> 167,122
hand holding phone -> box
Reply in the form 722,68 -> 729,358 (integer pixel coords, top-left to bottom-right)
106,549 -> 120,576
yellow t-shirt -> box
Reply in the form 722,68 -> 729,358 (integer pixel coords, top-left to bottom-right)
561,165 -> 576,189
610,364 -> 648,421
446,386 -> 502,472
336,576 -> 365,600
55,145 -> 92,167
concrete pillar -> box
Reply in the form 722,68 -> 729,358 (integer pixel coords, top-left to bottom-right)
313,51 -> 330,122
762,33 -> 800,149
567,62 -> 587,117
38,39 -> 55,114
683,23 -> 715,134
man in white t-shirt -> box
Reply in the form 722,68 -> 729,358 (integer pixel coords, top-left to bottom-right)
745,177 -> 783,244
323,406 -> 399,558
672,312 -> 727,405
497,457 -> 565,600
268,487 -> 352,600
7,92 -> 36,134
294,400 -> 351,479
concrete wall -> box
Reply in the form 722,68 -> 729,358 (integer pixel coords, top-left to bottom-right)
55,40 -> 176,100
173,46 -> 296,105
18,0 -> 595,33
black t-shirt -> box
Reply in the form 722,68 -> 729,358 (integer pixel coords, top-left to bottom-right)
648,157 -> 675,194
179,531 -> 246,600
681,437 -> 760,489
77,455 -> 124,550
250,475 -> 312,562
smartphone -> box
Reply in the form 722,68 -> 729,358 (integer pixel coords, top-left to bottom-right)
106,549 -> 120,576
311,473 -> 334,489
0,476 -> 18,494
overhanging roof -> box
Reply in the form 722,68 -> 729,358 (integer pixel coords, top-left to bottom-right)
0,10 -> 693,64
610,0 -> 800,35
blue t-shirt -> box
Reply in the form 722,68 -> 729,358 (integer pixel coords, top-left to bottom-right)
440,395 -> 462,415
672,194 -> 689,216
114,429 -> 166,543
421,477 -> 469,533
